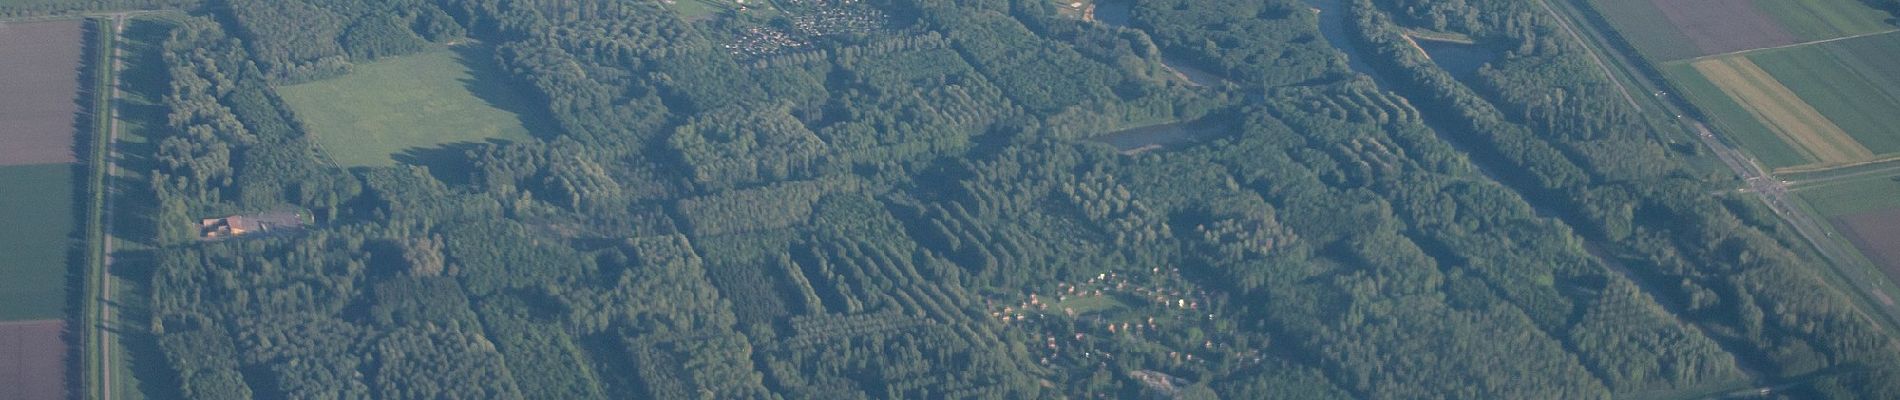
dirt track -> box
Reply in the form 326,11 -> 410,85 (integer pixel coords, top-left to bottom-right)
1654,0 -> 1798,56
0,320 -> 66,400
0,20 -> 85,166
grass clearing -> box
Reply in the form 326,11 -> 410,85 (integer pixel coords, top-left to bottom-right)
1051,294 -> 1128,315
0,163 -> 75,321
277,47 -> 544,168
1688,57 -> 1868,166
661,0 -> 777,20
1748,0 -> 1895,41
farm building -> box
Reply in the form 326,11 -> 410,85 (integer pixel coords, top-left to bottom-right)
200,212 -> 305,239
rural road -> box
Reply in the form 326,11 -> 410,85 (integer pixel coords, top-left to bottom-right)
96,13 -> 125,400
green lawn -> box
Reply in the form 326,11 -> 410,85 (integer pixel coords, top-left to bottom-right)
1747,33 -> 1900,155
1050,294 -> 1128,315
663,0 -> 726,19
1661,62 -> 1809,169
0,163 -> 75,321
277,47 -> 541,167
661,0 -> 779,19
1750,0 -> 1895,42
1586,0 -> 1702,62
1799,174 -> 1900,217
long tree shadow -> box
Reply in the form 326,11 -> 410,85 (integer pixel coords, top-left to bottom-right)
108,17 -> 180,248
391,140 -> 504,187
109,249 -> 185,400
449,44 -> 565,140
64,18 -> 107,400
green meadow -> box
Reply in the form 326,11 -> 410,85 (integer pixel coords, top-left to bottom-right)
277,47 -> 542,167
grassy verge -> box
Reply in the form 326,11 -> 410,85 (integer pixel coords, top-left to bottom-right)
81,15 -> 114,400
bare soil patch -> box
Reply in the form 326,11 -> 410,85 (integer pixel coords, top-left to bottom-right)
0,320 -> 65,400
0,20 -> 85,166
1836,209 -> 1900,287
1654,0 -> 1798,56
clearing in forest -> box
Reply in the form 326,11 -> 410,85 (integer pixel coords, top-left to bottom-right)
1687,57 -> 1869,167
277,47 -> 543,167
0,19 -> 85,166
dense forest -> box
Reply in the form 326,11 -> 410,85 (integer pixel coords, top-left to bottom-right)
25,0 -> 1900,397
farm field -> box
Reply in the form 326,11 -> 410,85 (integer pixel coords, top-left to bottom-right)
276,47 -> 543,167
0,164 -> 76,321
1798,174 -> 1900,218
0,19 -> 85,166
1652,0 -> 1797,58
1689,57 -> 1867,165
1799,174 -> 1900,289
1661,31 -> 1900,172
1747,37 -> 1900,156
1749,0 -> 1895,42
0,19 -> 85,323
1587,0 -> 1895,62
0,320 -> 65,400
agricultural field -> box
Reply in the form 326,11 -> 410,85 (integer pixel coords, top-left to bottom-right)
1587,0 -> 1895,62
1798,174 -> 1900,287
0,320 -> 65,400
1662,31 -> 1900,171
0,19 -> 85,322
276,47 -> 543,167
0,164 -> 77,321
0,19 -> 84,166
0,21 -> 83,400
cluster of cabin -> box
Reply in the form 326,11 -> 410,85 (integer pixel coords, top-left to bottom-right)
199,212 -> 304,239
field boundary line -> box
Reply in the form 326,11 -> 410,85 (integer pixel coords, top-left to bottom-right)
1679,29 -> 1900,64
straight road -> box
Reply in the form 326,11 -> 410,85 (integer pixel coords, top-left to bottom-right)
91,13 -> 127,400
